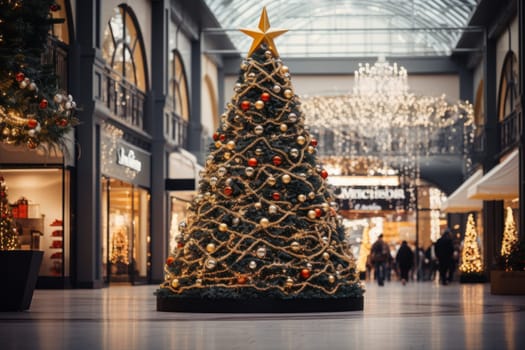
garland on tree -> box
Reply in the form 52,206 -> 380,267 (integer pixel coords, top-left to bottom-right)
0,0 -> 78,150
0,176 -> 19,250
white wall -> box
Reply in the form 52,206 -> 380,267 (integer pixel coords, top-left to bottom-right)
496,16 -> 519,90
201,55 -> 220,135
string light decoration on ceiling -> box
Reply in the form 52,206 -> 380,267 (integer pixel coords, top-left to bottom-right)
301,57 -> 475,181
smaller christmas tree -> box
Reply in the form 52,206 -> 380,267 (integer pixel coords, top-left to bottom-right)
459,214 -> 483,276
0,176 -> 19,250
110,228 -> 129,274
356,226 -> 371,275
501,206 -> 518,271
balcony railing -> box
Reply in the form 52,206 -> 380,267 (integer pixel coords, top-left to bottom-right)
44,36 -> 69,91
499,111 -> 518,154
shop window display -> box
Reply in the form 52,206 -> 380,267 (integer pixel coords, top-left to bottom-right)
0,169 -> 69,278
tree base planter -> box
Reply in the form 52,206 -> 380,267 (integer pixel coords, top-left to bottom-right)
490,270 -> 525,295
157,295 -> 364,313
459,273 -> 487,283
0,250 -> 43,311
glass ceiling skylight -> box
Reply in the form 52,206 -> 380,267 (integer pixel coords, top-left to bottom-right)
203,0 -> 479,57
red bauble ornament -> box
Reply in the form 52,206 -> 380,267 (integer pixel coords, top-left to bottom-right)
310,138 -> 318,147
261,92 -> 271,102
224,186 -> 233,196
315,208 -> 322,218
240,100 -> 251,111
248,158 -> 258,167
177,241 -> 184,248
50,3 -> 60,11
272,192 -> 281,201
39,99 -> 48,109
272,155 -> 282,166
300,268 -> 311,279
15,72 -> 25,82
166,257 -> 175,265
237,275 -> 247,284
320,169 -> 328,179
27,119 -> 38,128
213,132 -> 219,141
219,134 -> 226,142
57,118 -> 68,127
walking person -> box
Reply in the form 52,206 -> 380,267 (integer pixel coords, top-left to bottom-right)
396,240 -> 414,285
435,229 -> 454,285
370,234 -> 389,286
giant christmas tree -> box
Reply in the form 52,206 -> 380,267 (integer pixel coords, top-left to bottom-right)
157,8 -> 363,312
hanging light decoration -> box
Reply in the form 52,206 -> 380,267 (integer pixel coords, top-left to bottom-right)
302,57 -> 475,182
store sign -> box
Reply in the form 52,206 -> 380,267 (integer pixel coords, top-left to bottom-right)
117,147 -> 142,172
335,187 -> 406,200
334,186 -> 411,211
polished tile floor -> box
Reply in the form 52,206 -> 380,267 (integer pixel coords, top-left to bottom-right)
0,280 -> 524,350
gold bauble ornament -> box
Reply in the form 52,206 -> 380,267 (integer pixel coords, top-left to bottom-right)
241,62 -> 248,70
290,241 -> 301,252
268,176 -> 276,186
284,89 -> 293,99
323,252 -> 330,260
288,113 -> 297,122
2,127 -> 10,136
307,146 -> 315,154
308,192 -> 316,199
328,275 -> 336,283
256,246 -> 267,258
249,261 -> 257,269
226,140 -> 235,150
206,243 -> 216,253
307,210 -> 317,219
255,148 -> 263,156
254,125 -> 264,135
264,50 -> 273,58
282,174 -> 291,184
297,194 -> 306,202
215,141 -> 222,148
255,100 -> 265,110
218,167 -> 227,177
234,83 -> 242,92
281,65 -> 289,74
268,205 -> 277,214
290,148 -> 299,158
195,278 -> 203,287
11,128 -> 20,137
205,258 -> 217,270
245,167 -> 255,177
280,124 -> 288,132
219,223 -> 228,232
259,217 -> 270,228
254,202 -> 262,209
273,85 -> 282,93
285,277 -> 294,288
321,203 -> 330,211
297,136 -> 305,145
171,278 -> 180,288
209,177 -> 218,186
223,152 -> 231,160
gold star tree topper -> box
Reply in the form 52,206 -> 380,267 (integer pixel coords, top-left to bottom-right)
239,7 -> 288,57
